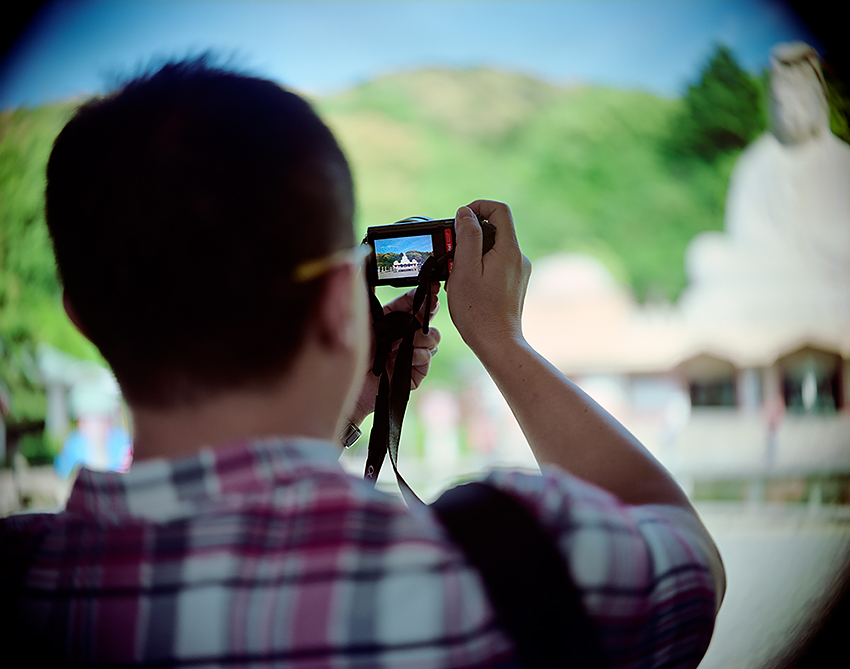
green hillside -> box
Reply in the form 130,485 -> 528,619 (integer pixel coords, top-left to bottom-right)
319,68 -> 738,300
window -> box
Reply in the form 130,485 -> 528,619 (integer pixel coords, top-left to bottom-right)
781,347 -> 843,414
679,354 -> 737,408
689,379 -> 736,407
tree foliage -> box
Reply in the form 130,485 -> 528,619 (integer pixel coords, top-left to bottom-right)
323,72 -> 735,302
0,104 -> 101,434
668,45 -> 766,161
825,66 -> 850,143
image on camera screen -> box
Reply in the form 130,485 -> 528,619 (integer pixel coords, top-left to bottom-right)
374,234 -> 434,280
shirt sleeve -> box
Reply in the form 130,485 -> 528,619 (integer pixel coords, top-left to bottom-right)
483,465 -> 719,669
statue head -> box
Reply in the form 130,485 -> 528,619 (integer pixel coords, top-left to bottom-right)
768,42 -> 830,145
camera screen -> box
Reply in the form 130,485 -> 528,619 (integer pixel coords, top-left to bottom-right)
373,234 -> 434,281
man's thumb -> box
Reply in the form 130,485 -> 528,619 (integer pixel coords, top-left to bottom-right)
454,206 -> 482,263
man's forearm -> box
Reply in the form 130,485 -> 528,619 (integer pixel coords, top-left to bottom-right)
474,335 -> 694,510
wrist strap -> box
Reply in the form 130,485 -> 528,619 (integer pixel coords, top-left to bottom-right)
364,255 -> 444,506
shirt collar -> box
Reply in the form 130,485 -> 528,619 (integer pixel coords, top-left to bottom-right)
65,437 -> 344,522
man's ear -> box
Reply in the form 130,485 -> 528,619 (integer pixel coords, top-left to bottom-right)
311,265 -> 360,352
63,292 -> 91,341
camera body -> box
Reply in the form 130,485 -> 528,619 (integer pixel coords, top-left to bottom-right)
365,216 -> 496,287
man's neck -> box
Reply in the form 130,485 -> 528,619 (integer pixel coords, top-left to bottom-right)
125,267 -> 369,463
129,364 -> 350,462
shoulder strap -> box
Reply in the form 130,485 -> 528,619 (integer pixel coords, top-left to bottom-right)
431,481 -> 609,669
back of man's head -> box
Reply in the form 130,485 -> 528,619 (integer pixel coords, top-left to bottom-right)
46,56 -> 355,407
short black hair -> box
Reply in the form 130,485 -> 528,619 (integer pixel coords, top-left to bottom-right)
46,56 -> 355,407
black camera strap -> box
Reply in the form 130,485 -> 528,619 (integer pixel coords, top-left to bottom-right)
364,255 -> 445,506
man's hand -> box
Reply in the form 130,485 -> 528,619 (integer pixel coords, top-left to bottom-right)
350,283 -> 441,426
446,201 -> 531,355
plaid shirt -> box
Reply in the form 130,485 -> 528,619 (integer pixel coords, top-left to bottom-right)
1,438 -> 718,667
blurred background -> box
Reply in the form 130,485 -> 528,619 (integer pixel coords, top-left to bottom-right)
1,1 -> 849,667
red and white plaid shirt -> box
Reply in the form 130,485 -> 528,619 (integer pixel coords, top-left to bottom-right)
1,438 -> 717,667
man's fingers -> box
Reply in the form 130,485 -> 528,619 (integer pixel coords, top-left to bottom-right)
453,206 -> 484,271
410,359 -> 432,389
466,199 -> 510,225
411,346 -> 436,367
383,289 -> 415,316
466,200 -> 518,253
429,284 -> 440,316
382,283 -> 440,317
413,325 -> 440,349
466,199 -> 502,220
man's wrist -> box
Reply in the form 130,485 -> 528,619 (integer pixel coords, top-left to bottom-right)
468,330 -> 528,367
350,393 -> 375,427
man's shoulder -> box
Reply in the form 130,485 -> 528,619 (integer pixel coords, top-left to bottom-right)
480,466 -> 716,574
473,467 -> 719,666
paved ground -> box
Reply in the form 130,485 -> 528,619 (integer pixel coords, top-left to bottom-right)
695,503 -> 850,669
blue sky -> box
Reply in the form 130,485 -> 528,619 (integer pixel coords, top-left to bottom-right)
375,235 -> 434,255
0,0 -> 819,109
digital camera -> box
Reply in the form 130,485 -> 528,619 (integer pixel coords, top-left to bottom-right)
364,216 -> 496,287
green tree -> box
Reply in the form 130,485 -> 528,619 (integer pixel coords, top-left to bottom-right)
825,65 -> 850,143
0,104 -> 101,445
669,45 -> 766,161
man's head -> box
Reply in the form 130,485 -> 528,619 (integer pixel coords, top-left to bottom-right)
46,57 -> 356,407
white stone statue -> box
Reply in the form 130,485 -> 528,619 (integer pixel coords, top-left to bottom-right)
681,42 -> 850,331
